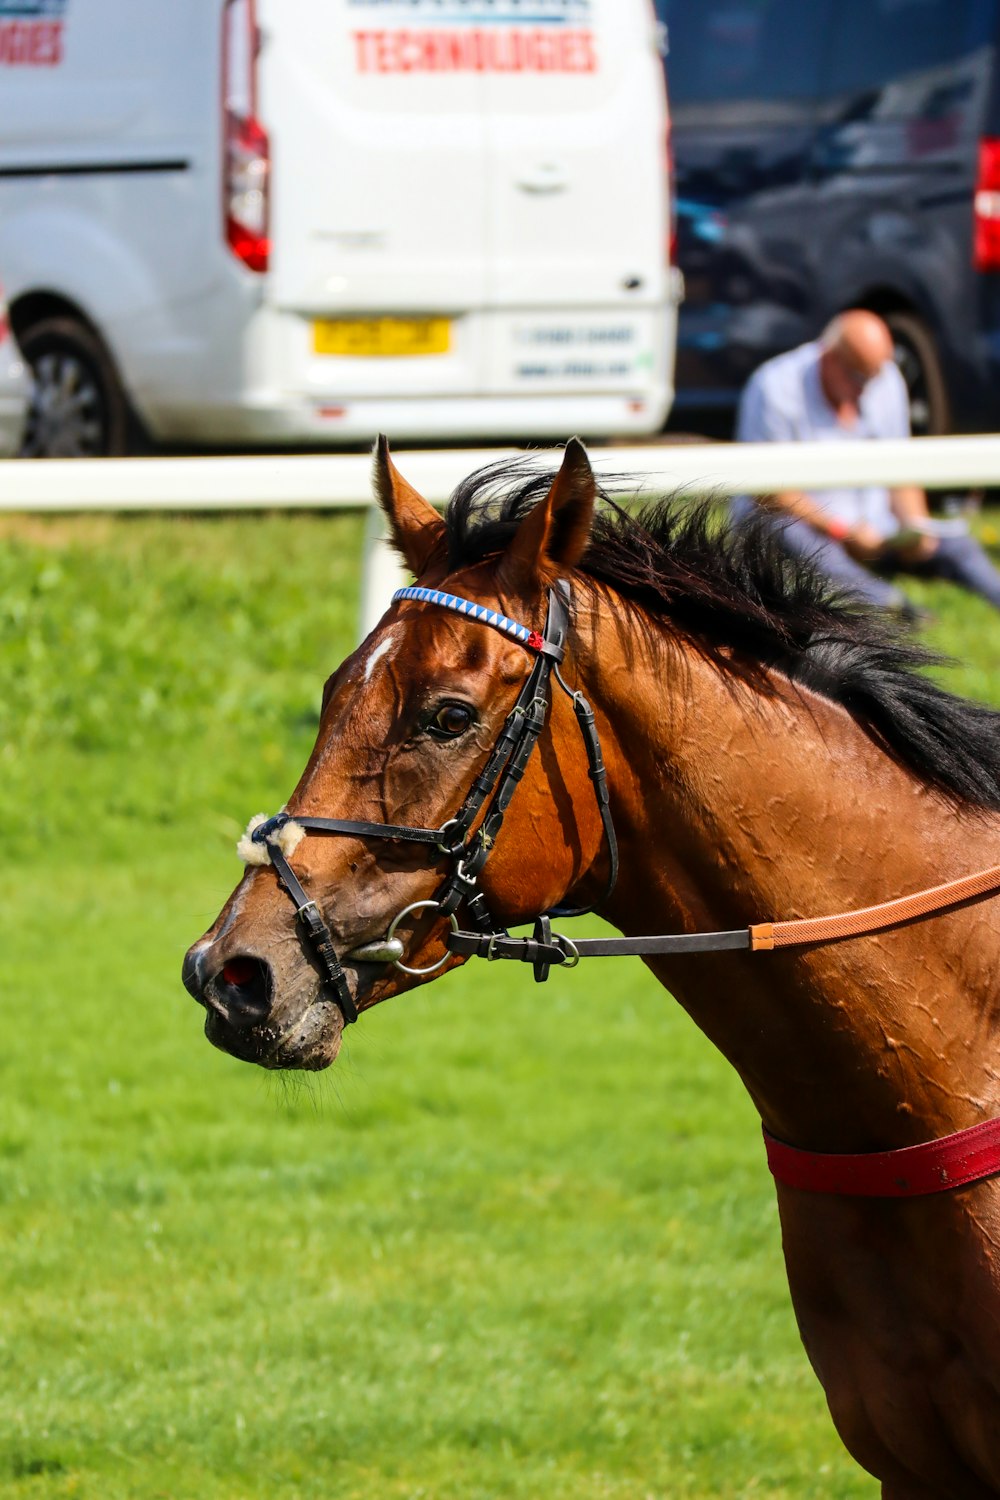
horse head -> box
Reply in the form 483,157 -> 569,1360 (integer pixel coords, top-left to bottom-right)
182,437 -> 610,1070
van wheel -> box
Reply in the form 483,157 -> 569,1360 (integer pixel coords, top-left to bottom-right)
19,317 -> 130,457
884,310 -> 950,437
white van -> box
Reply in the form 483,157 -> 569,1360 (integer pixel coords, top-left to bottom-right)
0,280 -> 29,454
0,0 -> 677,456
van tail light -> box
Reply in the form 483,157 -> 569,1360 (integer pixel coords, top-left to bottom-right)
0,284 -> 8,345
974,138 -> 1000,272
665,118 -> 677,266
225,113 -> 270,272
223,0 -> 270,274
645,0 -> 674,266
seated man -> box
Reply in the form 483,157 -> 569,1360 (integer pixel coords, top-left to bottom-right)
733,309 -> 1000,616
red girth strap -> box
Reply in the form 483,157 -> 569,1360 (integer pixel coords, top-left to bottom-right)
763,1118 -> 1000,1196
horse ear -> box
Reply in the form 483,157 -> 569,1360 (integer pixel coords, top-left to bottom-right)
372,435 -> 447,578
500,437 -> 597,588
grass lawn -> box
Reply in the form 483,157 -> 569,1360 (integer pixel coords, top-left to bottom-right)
2,500 -> 999,1499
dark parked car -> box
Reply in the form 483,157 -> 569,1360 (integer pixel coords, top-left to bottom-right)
660,0 -> 1000,434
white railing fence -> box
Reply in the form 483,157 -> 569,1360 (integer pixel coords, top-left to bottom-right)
3,435 -> 999,636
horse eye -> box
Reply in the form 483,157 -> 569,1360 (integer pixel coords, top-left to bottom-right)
430,702 -> 474,739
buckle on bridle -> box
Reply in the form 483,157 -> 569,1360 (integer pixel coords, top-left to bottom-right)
453,855 -> 479,890
528,916 -> 578,981
555,933 -> 580,969
434,816 -> 462,850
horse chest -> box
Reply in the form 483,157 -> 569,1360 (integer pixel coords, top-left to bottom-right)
779,1190 -> 1000,1493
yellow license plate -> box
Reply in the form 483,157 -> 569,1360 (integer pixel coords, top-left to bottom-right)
312,316 -> 451,358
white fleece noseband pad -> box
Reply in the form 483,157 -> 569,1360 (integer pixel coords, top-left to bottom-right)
237,813 -> 306,867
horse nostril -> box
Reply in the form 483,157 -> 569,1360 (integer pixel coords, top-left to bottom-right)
222,956 -> 260,988
211,955 -> 273,1027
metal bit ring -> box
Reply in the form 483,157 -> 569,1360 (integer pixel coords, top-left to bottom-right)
386,899 -> 460,975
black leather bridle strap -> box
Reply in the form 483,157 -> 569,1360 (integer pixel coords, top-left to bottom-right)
292,816 -> 443,847
453,584 -> 569,849
443,656 -> 550,853
448,929 -> 751,964
546,667 -> 619,919
260,838 -> 359,1024
434,586 -> 570,917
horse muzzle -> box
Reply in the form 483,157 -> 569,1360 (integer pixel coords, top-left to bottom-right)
181,938 -> 347,1071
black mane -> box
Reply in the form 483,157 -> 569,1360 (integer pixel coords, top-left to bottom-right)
444,457 -> 1000,811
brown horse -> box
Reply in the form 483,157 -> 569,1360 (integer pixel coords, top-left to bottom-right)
183,439 -> 1000,1497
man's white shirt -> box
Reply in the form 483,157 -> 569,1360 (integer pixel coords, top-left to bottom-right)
736,340 -> 911,539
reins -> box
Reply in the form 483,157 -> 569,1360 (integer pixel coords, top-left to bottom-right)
243,577 -> 1000,1198
450,859 -> 1000,967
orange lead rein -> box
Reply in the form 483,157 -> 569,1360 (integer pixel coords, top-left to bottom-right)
750,861 -> 1000,952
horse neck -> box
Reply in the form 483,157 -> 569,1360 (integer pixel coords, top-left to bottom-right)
578,614 -> 1000,1153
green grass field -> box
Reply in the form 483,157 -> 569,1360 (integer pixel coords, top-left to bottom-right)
3,503 -> 999,1500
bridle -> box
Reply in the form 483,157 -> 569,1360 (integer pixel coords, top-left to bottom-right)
245,580 -> 619,1025
244,578 -> 1000,1197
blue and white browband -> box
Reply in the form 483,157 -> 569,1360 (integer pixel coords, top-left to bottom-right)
391,586 -> 544,652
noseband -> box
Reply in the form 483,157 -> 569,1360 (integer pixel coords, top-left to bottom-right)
245,580 -> 619,1026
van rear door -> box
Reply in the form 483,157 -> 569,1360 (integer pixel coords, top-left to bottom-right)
482,0 -> 670,402
261,0 -> 490,400
260,0 -> 668,413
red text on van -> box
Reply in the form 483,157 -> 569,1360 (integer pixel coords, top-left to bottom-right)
0,20 -> 63,66
353,27 -> 597,73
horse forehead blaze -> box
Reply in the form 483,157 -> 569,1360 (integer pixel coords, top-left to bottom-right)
308,597 -> 530,795
360,593 -> 525,691
362,627 -> 400,683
